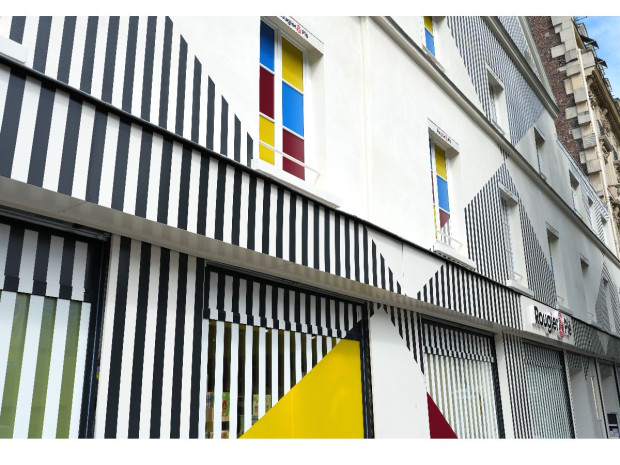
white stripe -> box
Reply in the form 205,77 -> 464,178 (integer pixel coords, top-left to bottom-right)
42,89 -> 70,192
97,113 -> 120,208
328,211 -> 336,274
182,47 -> 194,141
149,16 -> 165,124
159,250 -> 179,438
45,236 -> 63,298
212,320 -> 225,438
167,141 -> 182,228
339,216 -> 346,277
115,240 -> 140,438
325,333 -> 332,353
44,16 -> 64,78
0,16 -> 11,37
166,29 -> 180,132
271,328 -> 278,406
130,17 -> 147,116
0,223 -> 9,280
283,330 -> 290,396
307,201 -> 314,267
71,241 -> 88,301
294,331 -> 302,386
295,196 -> 302,265
11,77 -> 40,183
268,184 -> 277,257
239,172 -> 249,249
0,63 -> 11,130
305,333 -> 312,375
67,16 -> 87,90
17,229 -> 38,294
257,327 -> 266,419
222,165 -> 234,244
93,235 -> 120,437
229,323 -> 239,439
139,244 -> 160,437
186,150 -> 201,234
110,16 -> 128,110
89,16 -> 108,100
358,226 -> 365,283
227,100 -> 235,159
145,133 -> 163,223
243,325 -> 253,436
205,158 -> 219,239
208,271 -> 218,311
224,275 -> 233,313
72,102 -> 96,200
318,207 -> 325,271
0,291 -> 17,408
13,294 -> 45,438
179,257 -> 196,438
41,298 -> 69,438
21,17 -> 39,69
122,124 -> 142,215
281,191 -> 290,262
198,318 -> 209,439
69,301 -> 91,438
253,178 -> 264,250
198,64 -> 209,149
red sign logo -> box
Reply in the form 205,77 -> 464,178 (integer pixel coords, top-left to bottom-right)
558,311 -> 565,338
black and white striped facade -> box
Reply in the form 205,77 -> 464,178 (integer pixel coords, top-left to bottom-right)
0,15 -> 619,439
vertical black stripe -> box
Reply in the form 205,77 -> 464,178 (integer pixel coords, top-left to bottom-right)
0,70 -> 26,178
344,218 -> 351,278
234,116 -> 241,163
101,16 -> 119,103
301,198 -> 308,266
324,209 -> 331,273
9,16 -> 26,43
313,203 -> 320,269
156,138 -> 173,224
289,193 -> 296,262
141,17 -> 157,120
371,241 -> 377,287
122,16 -> 139,113
216,272 -> 225,311
196,154 -> 210,235
189,257 -> 204,438
363,227 -> 369,284
57,17 -> 77,83
57,96 -> 82,196
276,187 -> 284,258
231,169 -> 242,246
27,81 -> 55,187
158,17 -> 173,128
33,16 -> 52,73
3,225 -> 24,290
380,256 -> 386,290
128,242 -> 151,438
59,238 -> 76,300
175,37 -> 187,136
247,176 -> 257,250
80,16 -> 98,94
32,231 -> 51,295
335,213 -> 341,276
134,130 -> 153,217
214,162 -> 227,241
111,118 -> 131,211
177,146 -> 192,230
85,109 -> 108,204
220,98 -> 229,155
354,222 -> 360,281
258,283 -> 266,319
191,58 -> 201,143
246,134 -> 253,167
104,236 -> 131,438
206,78 -> 215,150
262,181 -> 271,254
170,253 -> 188,438
150,247 -> 170,438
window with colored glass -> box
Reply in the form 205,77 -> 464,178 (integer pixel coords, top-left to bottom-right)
430,140 -> 451,245
259,21 -> 306,180
424,17 -> 436,56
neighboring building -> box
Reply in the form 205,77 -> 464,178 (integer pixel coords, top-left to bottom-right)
529,16 -> 620,258
0,16 -> 619,439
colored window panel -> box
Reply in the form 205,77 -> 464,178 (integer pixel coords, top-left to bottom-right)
283,130 -> 305,180
282,38 -> 303,91
424,16 -> 434,33
259,67 -> 274,119
282,83 -> 304,137
259,116 -> 275,165
436,176 -> 450,213
260,22 -> 275,71
425,29 -> 435,56
434,145 -> 447,179
439,210 -> 450,228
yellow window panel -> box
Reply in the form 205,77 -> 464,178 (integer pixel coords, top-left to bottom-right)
259,115 -> 275,164
424,16 -> 434,33
434,145 -> 447,179
282,38 -> 304,92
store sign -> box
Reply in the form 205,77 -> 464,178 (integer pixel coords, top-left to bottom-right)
276,17 -> 323,53
428,119 -> 460,152
530,305 -> 573,339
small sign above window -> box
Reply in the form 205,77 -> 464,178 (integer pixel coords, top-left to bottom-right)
428,119 -> 459,153
273,16 -> 324,53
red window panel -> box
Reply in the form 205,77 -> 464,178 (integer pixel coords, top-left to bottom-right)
283,130 -> 305,180
259,67 -> 274,119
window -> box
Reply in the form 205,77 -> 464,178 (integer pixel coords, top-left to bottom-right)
500,196 -> 515,277
534,128 -> 545,175
430,140 -> 452,246
569,172 -> 581,216
487,70 -> 507,133
424,16 -> 436,56
547,226 -> 565,308
259,20 -> 306,180
489,83 -> 499,125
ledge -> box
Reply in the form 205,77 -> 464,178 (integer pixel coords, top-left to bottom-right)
251,158 -> 341,209
0,36 -> 27,63
432,241 -> 477,271
506,279 -> 535,298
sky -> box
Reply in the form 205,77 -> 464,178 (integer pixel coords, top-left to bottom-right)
581,16 -> 620,99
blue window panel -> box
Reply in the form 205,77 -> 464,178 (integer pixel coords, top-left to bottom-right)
436,176 -> 450,213
260,22 -> 275,71
282,82 -> 304,137
425,29 -> 435,56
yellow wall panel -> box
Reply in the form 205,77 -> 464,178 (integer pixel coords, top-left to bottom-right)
282,38 -> 303,92
259,116 -> 275,164
241,339 -> 364,438
434,145 -> 447,179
